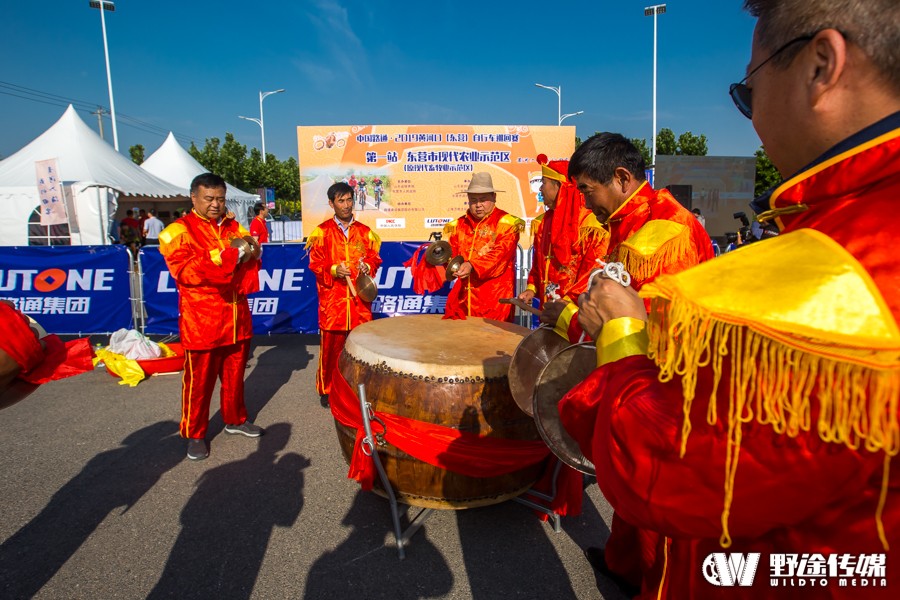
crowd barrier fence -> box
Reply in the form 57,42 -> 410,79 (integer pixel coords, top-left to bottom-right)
0,243 -> 535,336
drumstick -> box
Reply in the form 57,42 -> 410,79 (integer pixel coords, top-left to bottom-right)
499,297 -> 542,317
341,263 -> 357,297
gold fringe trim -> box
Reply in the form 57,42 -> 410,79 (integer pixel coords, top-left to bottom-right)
368,230 -> 382,253
618,226 -> 692,283
577,223 -> 608,248
529,213 -> 545,242
646,295 -> 900,549
304,226 -> 324,250
499,214 -> 526,234
443,220 -> 458,237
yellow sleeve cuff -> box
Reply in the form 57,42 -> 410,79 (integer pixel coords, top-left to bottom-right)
526,283 -> 537,293
553,301 -> 579,340
330,264 -> 338,277
597,317 -> 649,366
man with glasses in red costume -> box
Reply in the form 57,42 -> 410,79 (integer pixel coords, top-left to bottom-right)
559,1 -> 900,597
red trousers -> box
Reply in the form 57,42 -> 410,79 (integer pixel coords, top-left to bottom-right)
605,512 -> 664,594
316,330 -> 348,396
180,340 -> 250,439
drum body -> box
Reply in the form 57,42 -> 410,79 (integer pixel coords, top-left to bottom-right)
336,315 -> 544,509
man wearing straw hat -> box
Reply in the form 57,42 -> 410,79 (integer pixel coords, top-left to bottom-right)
442,172 -> 525,321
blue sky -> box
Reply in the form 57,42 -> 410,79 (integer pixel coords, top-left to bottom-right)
1,1 -> 760,163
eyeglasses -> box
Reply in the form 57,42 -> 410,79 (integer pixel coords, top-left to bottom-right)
729,34 -> 814,119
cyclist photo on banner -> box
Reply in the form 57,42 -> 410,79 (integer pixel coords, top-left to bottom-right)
373,176 -> 384,209
356,177 -> 368,209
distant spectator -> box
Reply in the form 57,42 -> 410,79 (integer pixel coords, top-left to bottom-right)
691,207 -> 706,229
120,210 -> 141,255
143,209 -> 165,245
250,203 -> 269,243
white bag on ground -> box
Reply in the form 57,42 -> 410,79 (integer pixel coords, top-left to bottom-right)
108,329 -> 162,360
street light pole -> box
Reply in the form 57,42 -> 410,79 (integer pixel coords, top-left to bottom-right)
644,4 -> 666,166
240,89 -> 285,163
535,83 -> 582,126
89,1 -> 119,151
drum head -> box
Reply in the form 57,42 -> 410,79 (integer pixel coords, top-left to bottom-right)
533,343 -> 597,475
508,326 -> 570,416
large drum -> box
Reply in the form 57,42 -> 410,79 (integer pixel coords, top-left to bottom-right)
336,314 -> 545,509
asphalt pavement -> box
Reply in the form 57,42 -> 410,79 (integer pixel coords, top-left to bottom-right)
0,334 -> 627,600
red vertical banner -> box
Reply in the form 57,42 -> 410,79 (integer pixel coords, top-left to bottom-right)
35,158 -> 68,226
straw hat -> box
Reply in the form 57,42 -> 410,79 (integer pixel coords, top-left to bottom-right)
466,172 -> 504,194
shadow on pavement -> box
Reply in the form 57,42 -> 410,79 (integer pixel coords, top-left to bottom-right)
303,491 -> 453,600
147,422 -> 308,599
0,420 -> 183,599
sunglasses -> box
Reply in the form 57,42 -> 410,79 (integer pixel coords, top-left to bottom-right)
729,34 -> 814,119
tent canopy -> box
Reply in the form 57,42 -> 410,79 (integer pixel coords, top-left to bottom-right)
142,132 -> 260,226
0,105 -> 188,245
0,105 -> 187,197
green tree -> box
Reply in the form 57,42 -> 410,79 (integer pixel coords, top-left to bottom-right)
630,137 -> 652,165
189,137 -> 222,176
129,144 -> 145,165
631,128 -> 709,164
656,128 -> 678,155
677,131 -> 708,156
755,146 -> 782,196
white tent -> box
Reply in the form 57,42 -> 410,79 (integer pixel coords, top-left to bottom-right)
0,105 -> 188,246
141,132 -> 260,227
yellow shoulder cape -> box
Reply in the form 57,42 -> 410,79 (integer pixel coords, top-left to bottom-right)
640,228 -> 900,549
618,219 -> 690,281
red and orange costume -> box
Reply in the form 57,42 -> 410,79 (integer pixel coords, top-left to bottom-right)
158,211 -> 260,440
527,157 -> 608,305
443,207 -> 524,321
249,215 -> 269,243
0,302 -> 94,409
306,218 -> 381,396
552,179 -> 714,588
555,180 -> 713,344
560,115 -> 900,598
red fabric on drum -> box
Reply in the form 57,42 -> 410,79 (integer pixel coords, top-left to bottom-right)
330,368 -> 551,489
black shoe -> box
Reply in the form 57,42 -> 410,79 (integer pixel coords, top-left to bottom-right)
186,438 -> 209,461
224,422 -> 264,437
584,547 -> 641,598
320,394 -> 330,408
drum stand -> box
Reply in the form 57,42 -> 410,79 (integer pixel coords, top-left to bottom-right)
512,461 -> 563,533
357,384 -> 435,560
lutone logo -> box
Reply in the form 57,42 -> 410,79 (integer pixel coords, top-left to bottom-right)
376,218 -> 405,229
0,269 -> 115,292
424,217 -> 452,228
703,553 -> 761,587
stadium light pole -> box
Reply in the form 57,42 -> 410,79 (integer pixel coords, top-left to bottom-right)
239,89 -> 285,163
644,4 -> 666,166
89,1 -> 119,151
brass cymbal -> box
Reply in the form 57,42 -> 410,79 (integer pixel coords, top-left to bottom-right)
508,326 -> 569,417
356,271 -> 378,303
424,240 -> 452,266
532,343 -> 597,475
445,255 -> 465,281
230,236 -> 253,263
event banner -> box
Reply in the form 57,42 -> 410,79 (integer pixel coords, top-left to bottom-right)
297,125 -> 576,246
140,242 -> 452,335
0,245 -> 132,334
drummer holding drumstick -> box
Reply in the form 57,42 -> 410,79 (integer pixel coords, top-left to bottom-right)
306,182 -> 382,408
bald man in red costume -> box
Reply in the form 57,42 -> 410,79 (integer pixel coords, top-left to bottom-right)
159,173 -> 263,462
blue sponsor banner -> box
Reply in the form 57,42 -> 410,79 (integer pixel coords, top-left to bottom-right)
370,241 -> 450,318
141,241 -> 451,335
0,245 -> 132,334
140,244 -> 318,335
